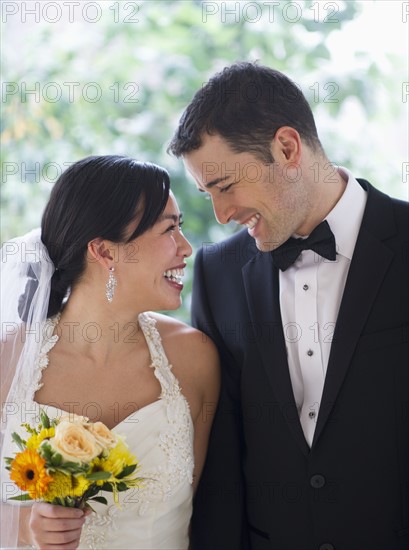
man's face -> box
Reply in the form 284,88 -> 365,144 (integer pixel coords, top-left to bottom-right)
183,133 -> 309,251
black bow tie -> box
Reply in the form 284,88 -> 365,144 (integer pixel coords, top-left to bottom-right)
271,220 -> 336,271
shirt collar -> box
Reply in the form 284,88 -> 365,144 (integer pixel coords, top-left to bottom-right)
325,166 -> 367,260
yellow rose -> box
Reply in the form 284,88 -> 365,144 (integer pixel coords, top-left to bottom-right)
49,421 -> 101,463
84,422 -> 117,450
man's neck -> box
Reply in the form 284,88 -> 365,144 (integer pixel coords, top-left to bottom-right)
297,157 -> 347,236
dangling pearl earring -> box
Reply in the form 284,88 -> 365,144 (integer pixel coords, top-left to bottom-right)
105,267 -> 117,303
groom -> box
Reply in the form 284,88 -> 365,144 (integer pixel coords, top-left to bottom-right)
169,62 -> 408,549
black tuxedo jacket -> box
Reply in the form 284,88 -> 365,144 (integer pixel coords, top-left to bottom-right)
190,181 -> 408,550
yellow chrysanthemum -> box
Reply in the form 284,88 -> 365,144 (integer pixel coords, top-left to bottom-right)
26,427 -> 55,450
43,471 -> 91,502
92,437 -> 137,483
10,449 -> 53,499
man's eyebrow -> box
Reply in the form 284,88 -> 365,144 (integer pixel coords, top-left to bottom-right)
202,176 -> 230,189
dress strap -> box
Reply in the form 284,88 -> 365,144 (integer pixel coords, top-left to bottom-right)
138,312 -> 180,399
26,314 -> 60,403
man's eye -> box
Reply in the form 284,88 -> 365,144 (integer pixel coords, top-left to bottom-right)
219,183 -> 233,193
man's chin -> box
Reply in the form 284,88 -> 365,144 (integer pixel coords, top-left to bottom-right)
255,242 -> 272,253
254,238 -> 277,253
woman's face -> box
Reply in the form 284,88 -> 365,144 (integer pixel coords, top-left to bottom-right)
116,192 -> 193,312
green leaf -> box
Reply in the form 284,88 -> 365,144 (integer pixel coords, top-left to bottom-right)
86,471 -> 111,481
39,442 -> 53,460
9,494 -> 32,502
50,453 -> 63,467
40,409 -> 50,429
11,432 -> 26,451
89,496 -> 108,505
60,462 -> 88,473
83,484 -> 100,498
117,464 -> 137,479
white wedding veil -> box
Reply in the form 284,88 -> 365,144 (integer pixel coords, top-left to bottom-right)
1,228 -> 55,548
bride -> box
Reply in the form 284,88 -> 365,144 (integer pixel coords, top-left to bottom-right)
0,155 -> 220,549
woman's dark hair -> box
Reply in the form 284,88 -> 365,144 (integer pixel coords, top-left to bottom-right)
168,61 -> 322,163
40,155 -> 170,317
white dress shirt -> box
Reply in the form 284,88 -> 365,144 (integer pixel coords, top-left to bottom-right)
279,168 -> 367,446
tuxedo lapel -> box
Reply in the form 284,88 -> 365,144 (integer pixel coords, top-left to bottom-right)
312,182 -> 396,447
242,251 -> 310,457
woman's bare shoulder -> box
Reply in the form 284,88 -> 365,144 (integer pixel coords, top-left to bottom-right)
149,312 -> 213,347
147,312 -> 219,379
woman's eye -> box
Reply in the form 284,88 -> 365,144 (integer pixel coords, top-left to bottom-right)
166,222 -> 184,232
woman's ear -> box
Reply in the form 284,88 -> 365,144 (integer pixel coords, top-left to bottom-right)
87,238 -> 114,269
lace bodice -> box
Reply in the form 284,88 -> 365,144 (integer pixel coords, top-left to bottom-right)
13,313 -> 194,549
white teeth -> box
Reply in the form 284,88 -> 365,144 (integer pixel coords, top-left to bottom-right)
244,213 -> 261,229
164,268 -> 185,281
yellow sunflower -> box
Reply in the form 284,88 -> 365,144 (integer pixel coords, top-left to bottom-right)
43,471 -> 91,502
91,437 -> 137,484
26,427 -> 55,450
10,449 -> 53,499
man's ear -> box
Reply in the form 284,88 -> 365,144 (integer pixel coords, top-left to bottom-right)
87,238 -> 114,269
271,126 -> 302,164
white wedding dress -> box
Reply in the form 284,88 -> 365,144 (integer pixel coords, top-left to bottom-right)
7,312 -> 194,549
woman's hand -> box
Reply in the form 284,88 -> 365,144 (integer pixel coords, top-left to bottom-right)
28,502 -> 89,549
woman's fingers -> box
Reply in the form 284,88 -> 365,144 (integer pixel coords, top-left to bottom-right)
29,502 -> 88,549
33,502 -> 86,520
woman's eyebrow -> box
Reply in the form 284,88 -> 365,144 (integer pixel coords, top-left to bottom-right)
157,213 -> 183,223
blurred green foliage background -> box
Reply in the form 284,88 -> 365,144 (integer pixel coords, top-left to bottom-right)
1,0 -> 407,321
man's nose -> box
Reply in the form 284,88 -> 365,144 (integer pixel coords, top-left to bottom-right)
211,196 -> 235,225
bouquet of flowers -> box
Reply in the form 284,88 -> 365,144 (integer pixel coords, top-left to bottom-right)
5,410 -> 142,509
